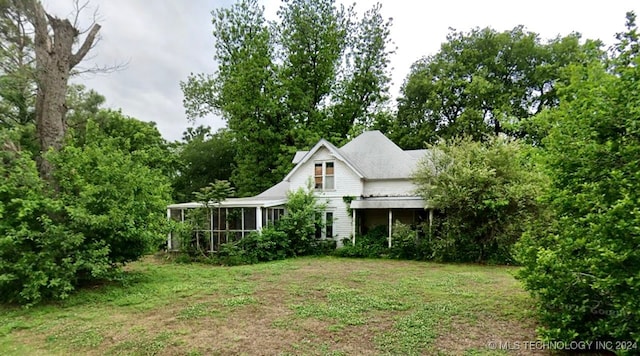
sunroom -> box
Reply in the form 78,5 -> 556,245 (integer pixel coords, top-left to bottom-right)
167,182 -> 289,252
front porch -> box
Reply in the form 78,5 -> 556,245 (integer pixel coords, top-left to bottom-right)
350,197 -> 433,247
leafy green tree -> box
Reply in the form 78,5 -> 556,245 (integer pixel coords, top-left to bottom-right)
69,109 -> 175,178
517,12 -> 640,344
0,0 -> 35,128
53,121 -> 172,265
181,0 -> 283,196
389,27 -> 603,149
172,127 -> 235,202
0,112 -> 173,305
277,184 -> 326,256
413,136 -> 547,263
182,0 -> 393,195
0,130 -> 110,305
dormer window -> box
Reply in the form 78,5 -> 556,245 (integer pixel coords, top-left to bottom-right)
314,161 -> 335,190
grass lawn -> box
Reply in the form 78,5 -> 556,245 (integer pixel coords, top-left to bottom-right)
0,256 -> 543,355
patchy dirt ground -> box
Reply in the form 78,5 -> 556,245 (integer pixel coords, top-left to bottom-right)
1,256 -> 546,355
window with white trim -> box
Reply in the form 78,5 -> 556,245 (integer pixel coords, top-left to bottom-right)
325,212 -> 333,238
315,211 -> 334,239
314,161 -> 335,190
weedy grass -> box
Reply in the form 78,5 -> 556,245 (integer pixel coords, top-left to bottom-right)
0,255 -> 540,355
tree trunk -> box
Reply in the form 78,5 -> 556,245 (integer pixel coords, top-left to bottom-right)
27,0 -> 100,182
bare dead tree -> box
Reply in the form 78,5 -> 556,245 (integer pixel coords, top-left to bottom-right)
22,0 -> 100,181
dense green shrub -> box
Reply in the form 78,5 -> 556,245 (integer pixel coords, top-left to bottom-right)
517,17 -> 640,345
53,128 -> 172,264
335,225 -> 388,258
0,120 -> 171,305
388,222 -> 429,260
277,185 -> 326,256
237,227 -> 289,263
413,136 -> 547,263
0,137 -> 111,305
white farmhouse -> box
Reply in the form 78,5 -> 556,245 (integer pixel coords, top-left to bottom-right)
167,130 -> 433,251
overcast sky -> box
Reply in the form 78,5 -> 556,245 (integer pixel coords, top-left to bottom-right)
43,0 -> 640,142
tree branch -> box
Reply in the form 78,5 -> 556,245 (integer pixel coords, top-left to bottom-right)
70,23 -> 101,68
29,0 -> 51,54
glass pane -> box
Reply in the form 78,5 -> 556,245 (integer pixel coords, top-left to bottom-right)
325,162 -> 334,175
244,208 -> 256,230
170,209 -> 182,221
314,163 -> 322,176
228,208 -> 242,230
326,212 -> 333,238
325,176 -> 334,189
213,208 -> 226,230
273,208 -> 284,222
326,226 -> 333,238
315,176 -> 323,189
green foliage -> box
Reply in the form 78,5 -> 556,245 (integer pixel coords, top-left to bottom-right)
53,124 -> 172,265
388,222 -> 429,260
182,0 -> 393,195
413,136 -> 547,263
172,127 -> 235,202
388,26 -> 604,149
69,109 -> 175,178
0,131 -> 110,305
517,13 -> 640,344
278,185 -> 326,256
0,111 -> 172,304
0,3 -> 35,128
234,227 -> 290,264
335,225 -> 388,258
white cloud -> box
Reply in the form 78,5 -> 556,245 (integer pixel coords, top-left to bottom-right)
40,0 -> 640,141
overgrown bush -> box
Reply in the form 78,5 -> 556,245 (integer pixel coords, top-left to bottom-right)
388,222 -> 430,260
277,185 -> 326,256
0,122 -> 171,305
335,225 -> 388,258
53,135 -> 172,264
413,136 -> 547,263
517,18 -> 640,345
237,227 -> 289,263
0,136 -> 111,305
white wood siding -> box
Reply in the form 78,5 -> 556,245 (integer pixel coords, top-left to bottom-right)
363,179 -> 417,197
287,147 -> 363,246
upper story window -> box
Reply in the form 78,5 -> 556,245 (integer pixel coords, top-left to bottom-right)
314,161 -> 335,190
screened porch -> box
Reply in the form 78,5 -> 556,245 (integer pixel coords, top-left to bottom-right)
167,198 -> 285,253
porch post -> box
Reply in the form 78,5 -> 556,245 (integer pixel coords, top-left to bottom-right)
166,208 -> 172,250
210,209 -> 215,253
256,207 -> 263,232
429,209 -> 434,234
351,209 -> 356,245
388,209 -> 393,248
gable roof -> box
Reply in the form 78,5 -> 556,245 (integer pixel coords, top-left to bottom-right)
283,138 -> 365,181
287,131 -> 429,181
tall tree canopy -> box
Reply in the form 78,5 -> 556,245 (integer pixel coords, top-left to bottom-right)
172,126 -> 236,203
0,0 -> 35,128
387,26 -> 603,149
182,0 -> 393,196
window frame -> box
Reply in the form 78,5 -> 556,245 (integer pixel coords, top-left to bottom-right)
313,161 -> 335,190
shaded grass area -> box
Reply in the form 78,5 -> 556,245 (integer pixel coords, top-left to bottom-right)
0,256 -> 542,355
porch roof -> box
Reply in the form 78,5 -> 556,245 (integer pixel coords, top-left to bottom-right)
167,181 -> 290,210
350,196 -> 428,209
167,197 -> 286,209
